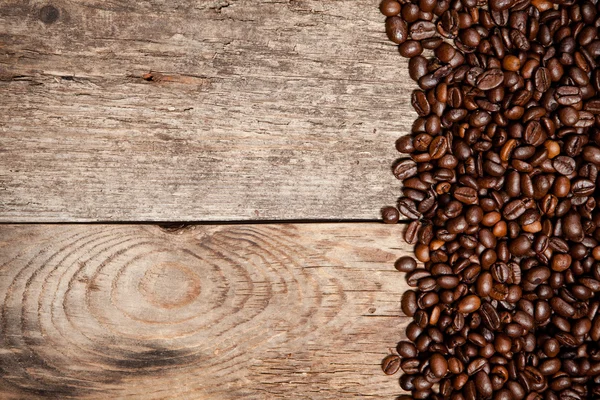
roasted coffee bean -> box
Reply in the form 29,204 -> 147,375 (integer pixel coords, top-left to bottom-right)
477,69 -> 504,91
398,198 -> 421,220
386,16 -> 408,44
480,301 -> 501,330
399,40 -> 423,58
553,156 -> 576,176
457,295 -> 481,314
430,353 -> 448,378
410,21 -> 437,41
382,206 -> 400,224
382,354 -> 401,375
534,67 -> 551,92
454,187 -> 478,204
404,220 -> 420,244
503,200 -> 526,220
401,290 -> 418,317
558,106 -> 580,126
395,256 -> 417,273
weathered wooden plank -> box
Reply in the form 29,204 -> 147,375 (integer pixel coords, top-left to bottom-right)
0,0 -> 414,222
0,223 -> 410,399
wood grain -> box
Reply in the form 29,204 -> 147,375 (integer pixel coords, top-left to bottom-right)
0,223 -> 410,399
0,0 -> 415,222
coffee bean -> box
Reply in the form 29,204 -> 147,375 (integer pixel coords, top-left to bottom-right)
382,206 -> 400,224
399,40 -> 422,58
395,256 -> 417,273
458,295 -> 481,313
524,121 -> 545,146
393,159 -> 417,180
572,179 -> 595,197
552,156 -> 576,176
558,106 -> 580,126
404,222 -> 421,247
397,341 -> 417,359
380,0 -> 401,17
534,67 -> 551,92
430,353 -> 448,378
410,20 -> 436,41
429,136 -> 447,159
477,69 -> 504,91
408,56 -> 428,82
382,354 -> 401,375
401,290 -> 418,317
551,297 -> 576,318
474,370 -> 492,398
386,17 -> 409,44
480,301 -> 501,330
555,86 -> 582,106
583,146 -> 600,164
398,198 -> 421,220
454,186 -> 478,205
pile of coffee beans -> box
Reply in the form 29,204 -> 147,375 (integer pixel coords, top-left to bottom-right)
379,0 -> 600,399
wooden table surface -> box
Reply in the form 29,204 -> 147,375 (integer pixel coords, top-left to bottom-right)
0,1 -> 413,398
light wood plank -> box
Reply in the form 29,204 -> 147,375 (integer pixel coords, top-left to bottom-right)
0,0 -> 415,222
0,223 -> 410,399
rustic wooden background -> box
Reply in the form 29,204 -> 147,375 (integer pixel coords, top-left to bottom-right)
0,0 -> 414,398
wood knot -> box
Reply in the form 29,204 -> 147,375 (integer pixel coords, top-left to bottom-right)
140,262 -> 201,309
39,5 -> 60,24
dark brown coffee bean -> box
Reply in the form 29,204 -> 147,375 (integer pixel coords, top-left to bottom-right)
386,17 -> 408,44
534,67 -> 551,92
552,156 -> 576,176
430,353 -> 448,378
429,136 -> 447,159
398,198 -> 421,220
454,186 -> 478,205
404,220 -> 420,245
382,206 -> 400,224
395,256 -> 417,273
481,301 -> 501,330
401,290 -> 418,317
558,106 -> 580,126
477,69 -> 504,90
467,358 -> 488,376
503,199 -> 526,220
411,91 -> 430,116
382,354 -> 401,375
393,159 -> 418,180
555,86 -> 582,106
401,357 -> 420,374
399,40 -> 423,58
572,179 -> 595,197
524,121 -> 545,146
458,295 -> 481,314
380,0 -> 400,17
397,341 -> 417,358
395,136 -> 414,153
410,21 -> 436,41
550,297 -> 576,318
583,146 -> 600,164
409,56 -> 428,81
474,370 -> 493,398
564,211 -> 584,242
